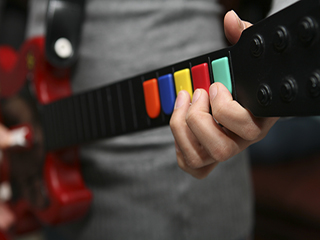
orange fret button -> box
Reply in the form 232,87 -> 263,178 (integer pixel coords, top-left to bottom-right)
143,78 -> 161,119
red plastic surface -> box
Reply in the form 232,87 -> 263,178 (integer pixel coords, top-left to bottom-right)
0,231 -> 10,240
0,37 -> 72,104
36,149 -> 92,224
0,37 -> 92,234
191,63 -> 211,94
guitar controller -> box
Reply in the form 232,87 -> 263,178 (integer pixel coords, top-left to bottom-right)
41,0 -> 320,152
0,0 -> 319,237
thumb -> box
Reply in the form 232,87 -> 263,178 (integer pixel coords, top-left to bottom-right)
224,10 -> 252,45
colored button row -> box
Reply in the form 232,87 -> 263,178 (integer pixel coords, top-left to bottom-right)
143,57 -> 232,119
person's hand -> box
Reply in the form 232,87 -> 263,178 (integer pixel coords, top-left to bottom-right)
0,124 -> 16,231
170,11 -> 279,179
0,124 -> 13,149
0,202 -> 15,231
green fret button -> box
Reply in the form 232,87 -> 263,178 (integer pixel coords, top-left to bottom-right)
211,57 -> 232,93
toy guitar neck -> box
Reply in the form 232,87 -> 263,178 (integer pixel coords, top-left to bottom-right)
39,0 -> 320,150
0,0 -> 320,233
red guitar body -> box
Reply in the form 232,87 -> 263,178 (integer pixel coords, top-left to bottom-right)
0,37 -> 92,238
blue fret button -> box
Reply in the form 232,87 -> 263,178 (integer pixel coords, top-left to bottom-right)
158,74 -> 176,115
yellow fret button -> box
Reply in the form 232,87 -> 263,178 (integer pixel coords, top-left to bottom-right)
174,69 -> 193,99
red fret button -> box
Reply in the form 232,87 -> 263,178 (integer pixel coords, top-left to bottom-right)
191,63 -> 211,94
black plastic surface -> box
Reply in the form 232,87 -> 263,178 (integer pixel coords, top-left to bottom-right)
231,0 -> 320,116
45,0 -> 85,68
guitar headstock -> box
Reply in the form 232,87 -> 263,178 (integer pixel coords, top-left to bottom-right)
231,0 -> 320,117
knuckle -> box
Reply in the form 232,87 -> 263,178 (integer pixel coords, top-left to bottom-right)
176,154 -> 189,171
185,156 -> 202,169
177,159 -> 187,171
242,123 -> 261,141
185,110 -> 198,126
169,116 -> 180,130
177,160 -> 207,180
176,151 -> 200,170
185,110 -> 207,129
209,144 -> 233,162
211,100 -> 224,119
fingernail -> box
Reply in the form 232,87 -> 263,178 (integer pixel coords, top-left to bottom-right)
192,89 -> 201,104
174,91 -> 186,109
231,10 -> 244,30
209,84 -> 217,101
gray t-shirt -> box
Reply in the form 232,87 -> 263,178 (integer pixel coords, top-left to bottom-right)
27,1 -> 255,239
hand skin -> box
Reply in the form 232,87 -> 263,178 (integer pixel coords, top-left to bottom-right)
0,126 -> 15,231
0,203 -> 15,231
170,10 -> 279,179
0,124 -> 12,149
